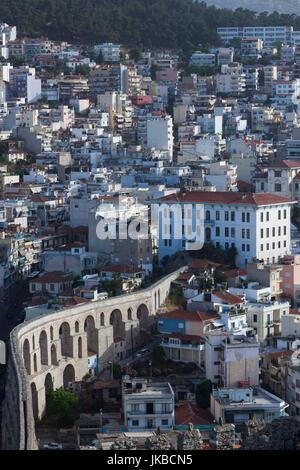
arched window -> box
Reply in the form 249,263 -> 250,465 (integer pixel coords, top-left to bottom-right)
78,337 -> 82,358
127,308 -> 132,321
75,321 -> 79,333
50,326 -> 53,341
100,312 -> 105,326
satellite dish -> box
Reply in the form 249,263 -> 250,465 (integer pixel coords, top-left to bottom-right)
132,381 -> 136,386
124,375 -> 130,380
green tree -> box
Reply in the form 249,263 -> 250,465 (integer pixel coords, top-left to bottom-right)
101,274 -> 123,297
196,380 -> 212,409
214,268 -> 227,286
46,388 -> 79,427
112,362 -> 123,379
150,63 -> 163,80
75,64 -> 91,76
152,346 -> 165,363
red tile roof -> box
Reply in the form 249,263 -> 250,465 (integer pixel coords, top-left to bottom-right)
169,332 -> 205,343
175,403 -> 214,426
212,290 -> 244,304
101,264 -> 144,274
189,259 -> 221,269
224,268 -> 247,278
268,160 -> 300,169
160,310 -> 219,322
155,191 -> 295,206
31,271 -> 73,284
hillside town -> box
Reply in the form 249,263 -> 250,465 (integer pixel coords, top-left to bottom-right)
1,20 -> 300,451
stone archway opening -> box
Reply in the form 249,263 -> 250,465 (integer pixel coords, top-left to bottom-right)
78,337 -> 83,358
23,339 -> 31,375
127,308 -> 132,321
63,364 -> 75,389
44,373 -> 53,403
51,344 -> 58,365
59,322 -> 73,358
39,330 -> 48,366
31,382 -> 39,421
100,312 -> 105,326
137,304 -> 150,329
110,309 -> 125,339
84,315 -> 98,355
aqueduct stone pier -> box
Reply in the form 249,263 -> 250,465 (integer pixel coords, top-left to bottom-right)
1,267 -> 185,450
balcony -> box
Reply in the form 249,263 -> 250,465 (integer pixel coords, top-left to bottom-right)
205,219 -> 215,226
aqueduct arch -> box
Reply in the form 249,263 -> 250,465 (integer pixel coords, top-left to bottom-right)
39,331 -> 48,366
63,364 -> 75,389
84,315 -> 98,354
2,266 -> 185,450
23,339 -> 31,376
110,309 -> 125,339
59,322 -> 73,358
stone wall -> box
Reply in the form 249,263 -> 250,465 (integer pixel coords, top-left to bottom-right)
1,266 -> 186,450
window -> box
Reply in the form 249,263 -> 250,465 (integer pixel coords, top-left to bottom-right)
132,404 -> 139,411
266,212 -> 269,221
231,228 -> 235,237
275,183 -> 281,192
278,241 -> 281,248
225,211 -> 229,221
242,229 -> 245,238
278,210 -> 281,220
261,244 -> 263,251
253,314 -> 257,322
278,227 -> 281,236
162,419 -> 168,426
216,211 -> 220,220
261,229 -> 264,238
132,420 -> 139,426
247,213 -> 250,223
284,209 -> 287,219
247,229 -> 250,239
272,242 -> 275,249
284,226 -> 287,235
242,213 -> 245,222
247,244 -> 250,251
225,242 -> 229,249
266,228 -> 269,238
50,283 -> 55,291
231,211 -> 235,221
267,243 -> 269,250
216,227 -> 220,236
275,170 -> 281,177
272,227 -> 275,237
261,213 -> 264,222
225,227 -> 229,237
242,244 -> 245,251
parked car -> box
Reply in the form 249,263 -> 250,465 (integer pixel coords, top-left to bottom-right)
43,442 -> 63,450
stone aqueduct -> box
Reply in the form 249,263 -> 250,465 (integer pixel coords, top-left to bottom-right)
1,267 -> 185,450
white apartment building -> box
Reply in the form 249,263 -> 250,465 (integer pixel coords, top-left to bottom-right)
264,160 -> 300,199
216,63 -> 246,95
154,191 -> 295,267
204,331 -> 259,387
286,365 -> 300,421
247,300 -> 290,343
146,115 -> 173,161
189,52 -> 215,67
122,377 -> 175,432
217,26 -> 293,46
94,43 -> 120,62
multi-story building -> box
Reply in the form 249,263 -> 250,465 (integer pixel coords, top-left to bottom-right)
9,66 -> 41,103
146,115 -> 173,161
217,26 -> 294,46
122,377 -> 175,432
89,64 -> 127,95
189,52 -> 215,67
264,65 -> 277,95
287,364 -> 300,421
204,331 -> 259,388
210,386 -> 289,426
246,261 -> 283,300
153,191 -> 295,267
94,43 -> 120,62
216,63 -> 246,95
247,300 -> 290,343
241,38 -> 263,57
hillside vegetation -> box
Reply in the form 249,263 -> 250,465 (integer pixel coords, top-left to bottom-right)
2,0 -> 300,49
